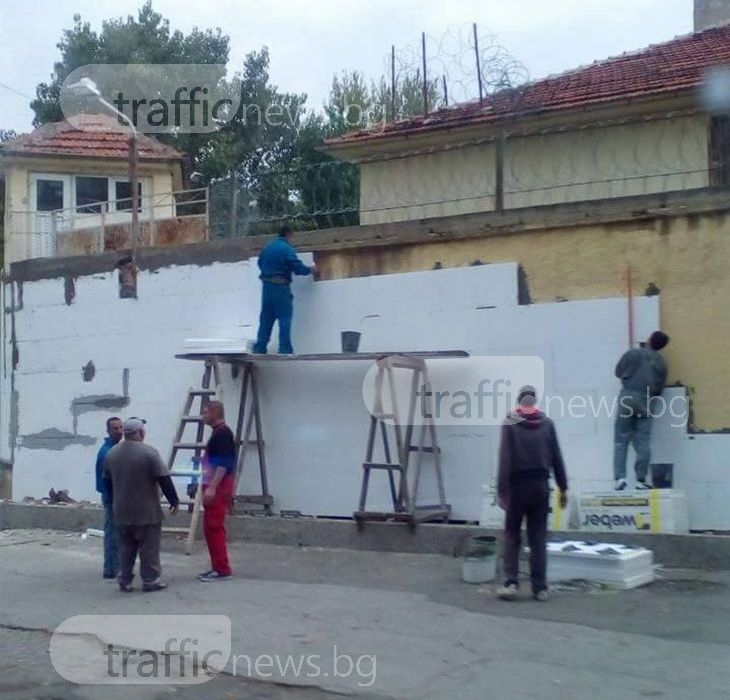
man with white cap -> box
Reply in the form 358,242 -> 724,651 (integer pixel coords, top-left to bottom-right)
103,417 -> 179,592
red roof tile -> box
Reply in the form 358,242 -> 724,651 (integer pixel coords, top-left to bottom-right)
326,24 -> 730,147
0,114 -> 184,160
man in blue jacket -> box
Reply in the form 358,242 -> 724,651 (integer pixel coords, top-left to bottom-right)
252,225 -> 317,354
95,416 -> 123,579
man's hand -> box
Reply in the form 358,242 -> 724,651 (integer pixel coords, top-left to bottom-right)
169,504 -> 179,516
311,264 -> 321,281
203,488 -> 216,507
559,490 -> 568,509
498,495 -> 509,511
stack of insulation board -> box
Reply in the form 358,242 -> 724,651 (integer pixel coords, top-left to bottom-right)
546,540 -> 655,589
182,337 -> 254,354
577,490 -> 689,534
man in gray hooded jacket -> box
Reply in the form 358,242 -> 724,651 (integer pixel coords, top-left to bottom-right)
613,330 -> 670,491
497,386 -> 568,602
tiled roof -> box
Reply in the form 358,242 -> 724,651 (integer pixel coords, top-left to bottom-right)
0,113 -> 184,160
326,23 -> 730,147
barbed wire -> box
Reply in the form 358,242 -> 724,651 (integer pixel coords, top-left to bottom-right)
382,22 -> 530,119
207,110 -> 713,236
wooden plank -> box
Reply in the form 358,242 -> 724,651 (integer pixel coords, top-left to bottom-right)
363,462 -> 405,471
175,350 -> 469,363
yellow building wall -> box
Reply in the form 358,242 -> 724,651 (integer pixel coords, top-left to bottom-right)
318,212 -> 730,432
3,156 -> 179,264
359,115 -> 709,224
360,143 -> 496,225
505,115 -> 709,208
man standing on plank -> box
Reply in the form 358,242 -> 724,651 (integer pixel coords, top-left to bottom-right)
251,224 -> 318,355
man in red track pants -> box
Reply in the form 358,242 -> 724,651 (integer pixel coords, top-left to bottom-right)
198,401 -> 236,582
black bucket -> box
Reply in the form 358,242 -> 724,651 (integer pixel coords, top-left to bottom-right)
341,331 -> 361,353
651,463 -> 673,489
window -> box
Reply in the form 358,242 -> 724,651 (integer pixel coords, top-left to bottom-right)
114,181 -> 143,212
710,116 -> 730,186
36,179 -> 64,211
75,176 -> 109,213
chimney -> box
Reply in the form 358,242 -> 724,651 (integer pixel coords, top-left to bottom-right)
695,0 -> 730,31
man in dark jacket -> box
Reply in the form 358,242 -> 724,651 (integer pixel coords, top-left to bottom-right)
613,330 -> 670,491
103,418 -> 179,593
497,386 -> 568,602
95,416 -> 123,579
252,225 -> 318,355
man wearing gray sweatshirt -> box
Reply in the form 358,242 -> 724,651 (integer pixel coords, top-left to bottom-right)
496,386 -> 568,602
613,330 -> 670,491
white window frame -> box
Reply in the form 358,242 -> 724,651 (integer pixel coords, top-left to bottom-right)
71,174 -> 149,215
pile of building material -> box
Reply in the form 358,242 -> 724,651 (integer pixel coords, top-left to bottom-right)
547,540 -> 655,590
577,490 -> 689,534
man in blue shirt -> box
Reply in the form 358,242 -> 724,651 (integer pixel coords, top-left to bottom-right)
95,416 -> 123,578
252,225 -> 317,354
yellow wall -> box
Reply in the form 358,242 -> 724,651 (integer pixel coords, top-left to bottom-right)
360,143 -> 496,225
359,114 -> 709,224
318,211 -> 730,432
2,156 -> 179,264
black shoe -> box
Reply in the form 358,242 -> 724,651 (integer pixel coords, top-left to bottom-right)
119,583 -> 134,593
142,580 -> 168,592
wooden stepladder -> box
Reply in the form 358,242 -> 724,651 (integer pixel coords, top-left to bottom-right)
354,355 -> 450,528
165,357 -> 273,554
230,360 -> 272,514
164,358 -> 219,554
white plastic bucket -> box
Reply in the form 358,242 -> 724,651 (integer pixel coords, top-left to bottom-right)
461,555 -> 497,583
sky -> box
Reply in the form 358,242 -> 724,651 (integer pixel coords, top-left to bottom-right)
0,0 -> 694,133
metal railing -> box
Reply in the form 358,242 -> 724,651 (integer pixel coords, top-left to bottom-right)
5,187 -> 209,262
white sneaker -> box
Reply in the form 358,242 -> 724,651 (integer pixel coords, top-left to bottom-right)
497,583 -> 519,601
615,478 -> 628,491
635,481 -> 651,490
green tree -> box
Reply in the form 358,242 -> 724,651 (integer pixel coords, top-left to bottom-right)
31,1 -> 229,176
203,49 -> 306,237
287,69 -> 441,230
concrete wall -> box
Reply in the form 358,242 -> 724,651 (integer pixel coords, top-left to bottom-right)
319,210 -> 730,433
359,115 -> 709,224
2,156 -> 178,264
4,255 -> 730,529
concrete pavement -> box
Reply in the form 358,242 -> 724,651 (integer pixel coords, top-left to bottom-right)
1,529 -> 730,699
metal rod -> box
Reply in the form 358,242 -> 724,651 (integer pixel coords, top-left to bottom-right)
473,22 -> 483,102
627,264 -> 635,347
442,75 -> 448,107
391,44 -> 396,122
421,32 -> 428,116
